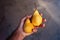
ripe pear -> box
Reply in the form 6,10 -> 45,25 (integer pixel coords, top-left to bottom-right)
24,18 -> 34,33
31,9 -> 42,26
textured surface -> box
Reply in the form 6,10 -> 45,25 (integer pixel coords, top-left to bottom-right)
0,0 -> 60,40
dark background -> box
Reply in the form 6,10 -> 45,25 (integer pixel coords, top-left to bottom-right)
0,0 -> 60,40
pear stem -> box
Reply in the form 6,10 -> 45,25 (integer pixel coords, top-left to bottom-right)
34,2 -> 37,10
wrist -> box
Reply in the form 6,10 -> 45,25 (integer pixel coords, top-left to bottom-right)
17,29 -> 25,40
19,33 -> 25,40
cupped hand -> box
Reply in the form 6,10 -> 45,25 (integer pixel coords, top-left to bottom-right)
18,14 -> 46,37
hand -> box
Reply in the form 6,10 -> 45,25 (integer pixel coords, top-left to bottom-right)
39,13 -> 47,28
8,14 -> 46,40
18,14 -> 46,38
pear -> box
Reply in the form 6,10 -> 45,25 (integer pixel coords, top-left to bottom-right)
24,18 -> 34,33
31,9 -> 42,26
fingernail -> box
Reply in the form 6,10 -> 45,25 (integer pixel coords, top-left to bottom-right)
32,28 -> 37,32
42,18 -> 47,22
39,24 -> 45,28
40,13 -> 43,16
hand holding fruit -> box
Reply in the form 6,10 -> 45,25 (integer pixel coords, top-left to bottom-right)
24,9 -> 46,33
19,9 -> 46,37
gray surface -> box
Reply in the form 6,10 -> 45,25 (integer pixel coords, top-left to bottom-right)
0,0 -> 60,40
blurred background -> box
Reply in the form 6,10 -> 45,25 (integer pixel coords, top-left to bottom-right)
0,0 -> 60,40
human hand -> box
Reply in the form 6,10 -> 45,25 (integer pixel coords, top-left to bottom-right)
18,14 -> 46,38
8,13 -> 46,40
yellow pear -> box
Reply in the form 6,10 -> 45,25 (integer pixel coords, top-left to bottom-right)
31,9 -> 42,26
24,18 -> 34,33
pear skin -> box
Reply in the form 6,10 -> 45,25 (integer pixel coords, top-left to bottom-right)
24,18 -> 34,33
31,10 -> 42,26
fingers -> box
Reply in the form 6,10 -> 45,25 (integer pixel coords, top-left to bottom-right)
21,15 -> 32,22
20,15 -> 32,26
32,24 -> 46,33
40,13 -> 47,22
27,15 -> 32,18
39,13 -> 47,22
32,27 -> 38,32
39,24 -> 45,28
20,17 -> 27,26
40,13 -> 43,16
42,18 -> 47,22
